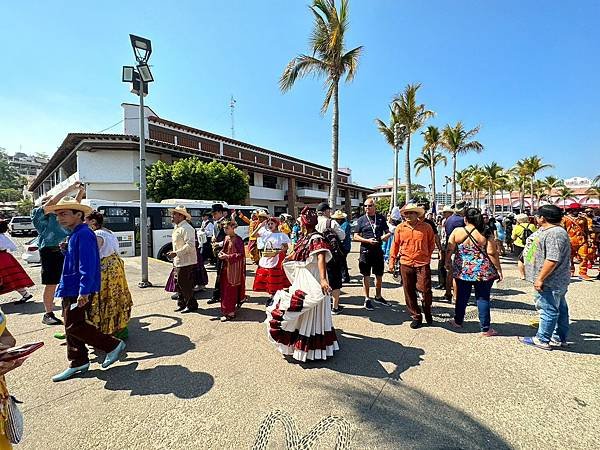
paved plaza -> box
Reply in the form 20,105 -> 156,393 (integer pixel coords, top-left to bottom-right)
2,240 -> 599,449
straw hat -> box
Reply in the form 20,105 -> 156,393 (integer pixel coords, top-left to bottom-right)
442,205 -> 454,213
257,210 -> 269,218
401,203 -> 425,217
331,209 -> 347,220
45,197 -> 92,215
515,213 -> 529,223
169,205 -> 192,221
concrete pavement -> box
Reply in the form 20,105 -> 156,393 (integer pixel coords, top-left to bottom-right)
1,244 -> 599,449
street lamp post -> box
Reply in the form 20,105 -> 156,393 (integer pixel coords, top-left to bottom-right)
392,123 -> 406,211
123,34 -> 154,288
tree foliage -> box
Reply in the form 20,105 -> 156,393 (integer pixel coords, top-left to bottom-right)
0,149 -> 25,190
375,188 -> 430,213
0,188 -> 23,202
16,198 -> 34,216
146,158 -> 249,204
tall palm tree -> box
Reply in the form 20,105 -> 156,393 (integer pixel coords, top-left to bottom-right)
416,125 -> 446,210
482,162 -> 505,213
392,83 -> 435,202
556,186 -> 576,209
375,107 -> 401,210
496,176 -> 512,213
441,122 -> 483,205
593,175 -> 600,186
280,0 -> 362,208
585,185 -> 600,205
523,155 -> 553,210
540,176 -> 563,204
512,159 -> 530,212
455,169 -> 471,203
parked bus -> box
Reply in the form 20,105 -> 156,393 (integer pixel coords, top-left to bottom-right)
83,199 -> 261,261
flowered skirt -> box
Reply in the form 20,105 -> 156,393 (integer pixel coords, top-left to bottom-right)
89,254 -> 133,335
253,266 -> 290,294
0,251 -> 33,296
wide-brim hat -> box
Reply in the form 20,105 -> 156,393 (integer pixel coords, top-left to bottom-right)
211,203 -> 226,213
169,205 -> 192,220
45,197 -> 92,215
331,210 -> 347,220
442,205 -> 454,213
401,203 -> 425,217
515,213 -> 529,222
257,210 -> 269,218
316,202 -> 331,212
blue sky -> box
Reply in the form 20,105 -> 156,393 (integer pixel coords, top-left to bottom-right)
1,0 -> 599,188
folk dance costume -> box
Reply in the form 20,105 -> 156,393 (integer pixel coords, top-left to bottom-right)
0,232 -> 33,299
88,228 -> 133,339
266,232 -> 339,361
211,210 -> 227,302
253,225 -> 291,294
564,211 -> 590,277
219,234 -> 246,318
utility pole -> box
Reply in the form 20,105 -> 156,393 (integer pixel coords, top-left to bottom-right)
230,96 -> 236,138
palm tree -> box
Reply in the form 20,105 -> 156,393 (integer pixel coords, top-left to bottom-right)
455,169 -> 471,203
556,186 -> 576,209
496,176 -> 512,213
441,122 -> 483,205
375,108 -> 401,210
523,155 -> 553,210
482,162 -> 505,213
540,176 -> 563,204
593,175 -> 600,186
585,185 -> 600,205
416,126 -> 446,210
511,160 -> 530,212
280,0 -> 362,208
392,83 -> 435,202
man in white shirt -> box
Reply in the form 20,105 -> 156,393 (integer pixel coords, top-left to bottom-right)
208,203 -> 227,304
167,206 -> 198,313
200,213 -> 215,265
315,202 -> 346,314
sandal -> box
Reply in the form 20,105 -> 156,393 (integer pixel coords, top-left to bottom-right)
482,328 -> 498,337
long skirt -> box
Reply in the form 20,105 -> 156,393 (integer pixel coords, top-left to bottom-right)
89,254 -> 133,335
194,247 -> 209,287
0,251 -> 33,295
253,266 -> 290,295
220,266 -> 245,316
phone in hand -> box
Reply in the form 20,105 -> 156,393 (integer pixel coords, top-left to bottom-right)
0,342 -> 44,362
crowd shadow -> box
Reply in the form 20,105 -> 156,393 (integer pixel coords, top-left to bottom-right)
299,329 -> 424,381
329,383 -> 510,449
88,362 -> 214,399
0,298 -> 47,315
339,295 -> 410,326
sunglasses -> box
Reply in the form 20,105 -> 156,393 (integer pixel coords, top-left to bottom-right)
364,204 -> 374,207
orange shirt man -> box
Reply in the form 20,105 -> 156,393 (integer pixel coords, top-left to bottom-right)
389,204 -> 436,328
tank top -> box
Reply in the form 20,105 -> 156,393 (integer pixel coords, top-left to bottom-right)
453,227 -> 499,282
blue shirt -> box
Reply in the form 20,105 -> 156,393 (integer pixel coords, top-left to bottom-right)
31,207 -> 70,248
444,214 -> 465,238
339,220 -> 352,252
55,223 -> 101,298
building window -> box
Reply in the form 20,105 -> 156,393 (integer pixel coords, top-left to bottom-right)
317,184 -> 325,191
263,174 -> 278,189
274,206 -> 288,216
248,172 -> 254,186
297,181 -> 310,189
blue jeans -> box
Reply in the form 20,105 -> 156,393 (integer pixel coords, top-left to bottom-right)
454,278 -> 495,331
535,287 -> 569,343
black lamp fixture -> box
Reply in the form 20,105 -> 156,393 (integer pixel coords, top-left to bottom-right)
129,34 -> 152,63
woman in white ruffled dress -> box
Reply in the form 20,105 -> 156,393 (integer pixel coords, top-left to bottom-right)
265,207 -> 339,362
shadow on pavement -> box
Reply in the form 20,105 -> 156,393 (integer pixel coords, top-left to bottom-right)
334,383 -> 510,449
299,329 -> 424,380
0,299 -> 47,315
339,296 -> 409,326
124,314 -> 196,361
90,362 -> 214,398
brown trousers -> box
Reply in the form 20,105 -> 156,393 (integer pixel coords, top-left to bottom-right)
175,264 -> 197,309
400,264 -> 433,321
63,297 -> 120,368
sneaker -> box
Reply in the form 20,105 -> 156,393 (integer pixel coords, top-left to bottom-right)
42,312 -> 63,326
171,293 -> 180,300
207,298 -> 220,304
373,296 -> 389,306
519,336 -> 552,350
363,299 -> 374,311
410,319 -> 422,329
331,305 -> 344,315
14,293 -> 33,305
578,274 -> 593,281
549,338 -> 568,348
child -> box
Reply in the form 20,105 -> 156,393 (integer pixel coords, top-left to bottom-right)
218,220 -> 246,321
0,220 -> 34,303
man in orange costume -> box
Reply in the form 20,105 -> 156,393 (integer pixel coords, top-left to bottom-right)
563,203 -> 591,280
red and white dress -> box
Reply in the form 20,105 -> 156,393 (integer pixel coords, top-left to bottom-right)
253,229 -> 291,294
266,232 -> 339,362
0,233 -> 34,296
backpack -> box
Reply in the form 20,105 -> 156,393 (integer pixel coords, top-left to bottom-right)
322,219 -> 345,264
521,224 -> 534,243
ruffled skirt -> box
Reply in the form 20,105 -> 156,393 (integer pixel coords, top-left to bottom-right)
0,251 -> 33,295
253,266 -> 290,294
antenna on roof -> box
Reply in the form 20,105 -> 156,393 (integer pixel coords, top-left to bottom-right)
230,95 -> 236,139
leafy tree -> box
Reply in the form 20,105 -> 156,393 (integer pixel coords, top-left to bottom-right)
0,149 -> 25,190
0,188 -> 22,202
146,158 -> 249,204
392,83 -> 435,202
441,122 -> 483,205
375,188 -> 429,213
16,197 -> 34,216
280,0 -> 362,208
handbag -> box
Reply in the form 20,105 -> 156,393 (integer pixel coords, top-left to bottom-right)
6,395 -> 24,444
262,241 -> 280,258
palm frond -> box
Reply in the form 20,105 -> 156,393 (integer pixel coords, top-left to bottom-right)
342,46 -> 363,82
279,54 -> 328,92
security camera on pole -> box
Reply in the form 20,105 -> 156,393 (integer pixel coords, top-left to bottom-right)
392,123 -> 407,210
122,34 -> 154,288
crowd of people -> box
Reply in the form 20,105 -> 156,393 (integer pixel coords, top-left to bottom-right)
0,180 -> 598,441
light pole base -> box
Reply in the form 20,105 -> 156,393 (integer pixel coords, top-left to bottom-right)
138,280 -> 153,288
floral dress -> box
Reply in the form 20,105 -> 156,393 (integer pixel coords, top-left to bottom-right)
453,228 -> 498,282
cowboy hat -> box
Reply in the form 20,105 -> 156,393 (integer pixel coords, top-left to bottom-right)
45,197 -> 92,215
331,210 -> 347,220
401,203 -> 425,217
257,210 -> 269,218
211,203 -> 226,213
169,205 -> 192,220
442,205 -> 454,213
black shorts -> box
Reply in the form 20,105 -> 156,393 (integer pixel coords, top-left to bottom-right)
326,262 -> 343,290
40,246 -> 64,285
358,246 -> 384,277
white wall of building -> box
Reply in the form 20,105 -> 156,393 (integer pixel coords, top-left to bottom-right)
122,103 -> 158,137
